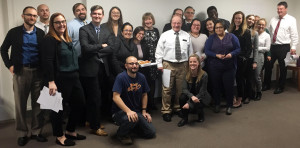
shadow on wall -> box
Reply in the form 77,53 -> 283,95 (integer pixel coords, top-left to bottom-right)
195,12 -> 206,21
0,95 -> 15,121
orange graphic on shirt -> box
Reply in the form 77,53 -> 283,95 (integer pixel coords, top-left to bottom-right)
128,83 -> 141,92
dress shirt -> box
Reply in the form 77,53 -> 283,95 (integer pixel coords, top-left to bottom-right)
22,27 -> 38,64
155,29 -> 193,68
258,31 -> 271,53
67,18 -> 90,57
269,14 -> 298,49
35,21 -> 49,34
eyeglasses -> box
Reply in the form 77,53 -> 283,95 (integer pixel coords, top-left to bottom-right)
126,62 -> 139,66
215,27 -> 224,29
111,12 -> 120,15
192,24 -> 201,27
23,14 -> 38,18
53,20 -> 66,25
185,12 -> 195,15
123,29 -> 132,33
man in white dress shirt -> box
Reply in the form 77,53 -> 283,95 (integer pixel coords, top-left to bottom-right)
156,15 -> 193,122
263,1 -> 298,94
35,4 -> 50,34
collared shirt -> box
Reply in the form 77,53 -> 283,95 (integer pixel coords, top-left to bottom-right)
35,21 -> 49,34
67,18 -> 90,57
155,29 -> 193,68
269,14 -> 298,49
258,31 -> 271,53
22,26 -> 39,64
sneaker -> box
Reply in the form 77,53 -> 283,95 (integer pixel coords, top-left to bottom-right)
117,135 -> 133,145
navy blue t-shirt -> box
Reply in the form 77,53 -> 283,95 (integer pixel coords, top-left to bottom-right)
112,71 -> 150,114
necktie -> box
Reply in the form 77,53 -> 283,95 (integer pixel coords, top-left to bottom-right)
83,21 -> 87,25
96,27 -> 100,40
175,32 -> 181,61
44,25 -> 48,34
272,18 -> 281,43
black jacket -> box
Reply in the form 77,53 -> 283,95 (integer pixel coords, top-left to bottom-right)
79,22 -> 118,77
1,25 -> 45,74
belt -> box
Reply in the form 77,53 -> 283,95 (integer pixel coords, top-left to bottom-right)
23,63 -> 39,68
163,60 -> 186,64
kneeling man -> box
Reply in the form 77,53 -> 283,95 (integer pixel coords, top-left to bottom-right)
112,56 -> 156,145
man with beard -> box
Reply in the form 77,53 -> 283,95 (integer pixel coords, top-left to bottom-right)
35,4 -> 50,34
112,56 -> 155,145
68,3 -> 90,57
0,6 -> 46,146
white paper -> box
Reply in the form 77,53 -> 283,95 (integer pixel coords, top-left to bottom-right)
37,86 -> 63,113
162,69 -> 171,87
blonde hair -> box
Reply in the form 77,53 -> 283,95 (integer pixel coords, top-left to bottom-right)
186,54 -> 205,83
142,12 -> 155,27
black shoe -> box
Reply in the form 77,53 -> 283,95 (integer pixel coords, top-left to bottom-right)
214,105 -> 220,113
254,92 -> 262,101
226,107 -> 232,115
197,114 -> 205,122
17,136 -> 28,146
162,113 -> 171,122
31,134 -> 48,142
177,119 -> 188,127
56,138 -> 75,146
274,88 -> 284,94
262,85 -> 270,91
243,98 -> 250,104
174,110 -> 183,118
65,133 -> 86,140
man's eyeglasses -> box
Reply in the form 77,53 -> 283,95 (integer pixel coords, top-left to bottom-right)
23,14 -> 38,18
126,62 -> 139,66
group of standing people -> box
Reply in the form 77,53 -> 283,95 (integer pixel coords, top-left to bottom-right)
0,1 -> 298,146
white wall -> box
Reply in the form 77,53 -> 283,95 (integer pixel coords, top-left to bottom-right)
0,0 -> 299,121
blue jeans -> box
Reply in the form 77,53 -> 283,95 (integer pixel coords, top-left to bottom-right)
112,110 -> 155,138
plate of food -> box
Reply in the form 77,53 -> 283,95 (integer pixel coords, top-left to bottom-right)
138,60 -> 156,67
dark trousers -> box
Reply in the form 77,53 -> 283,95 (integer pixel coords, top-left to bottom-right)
51,72 -> 85,137
262,53 -> 272,86
208,64 -> 235,107
99,70 -> 115,118
179,94 -> 204,120
140,67 -> 156,110
80,75 -> 102,130
264,44 -> 290,88
112,110 -> 155,138
245,58 -> 256,99
236,57 -> 248,99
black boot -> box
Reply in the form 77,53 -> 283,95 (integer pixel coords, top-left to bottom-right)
197,113 -> 205,122
177,109 -> 188,127
254,92 -> 262,101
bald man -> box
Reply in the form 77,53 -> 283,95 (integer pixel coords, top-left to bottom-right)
35,4 -> 50,33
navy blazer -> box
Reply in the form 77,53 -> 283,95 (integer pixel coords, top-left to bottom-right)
1,25 -> 45,74
79,22 -> 117,77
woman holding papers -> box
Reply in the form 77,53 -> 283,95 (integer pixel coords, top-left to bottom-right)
41,13 -> 86,146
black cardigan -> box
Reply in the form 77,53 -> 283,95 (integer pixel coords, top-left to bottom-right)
1,25 -> 45,74
181,72 -> 211,106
